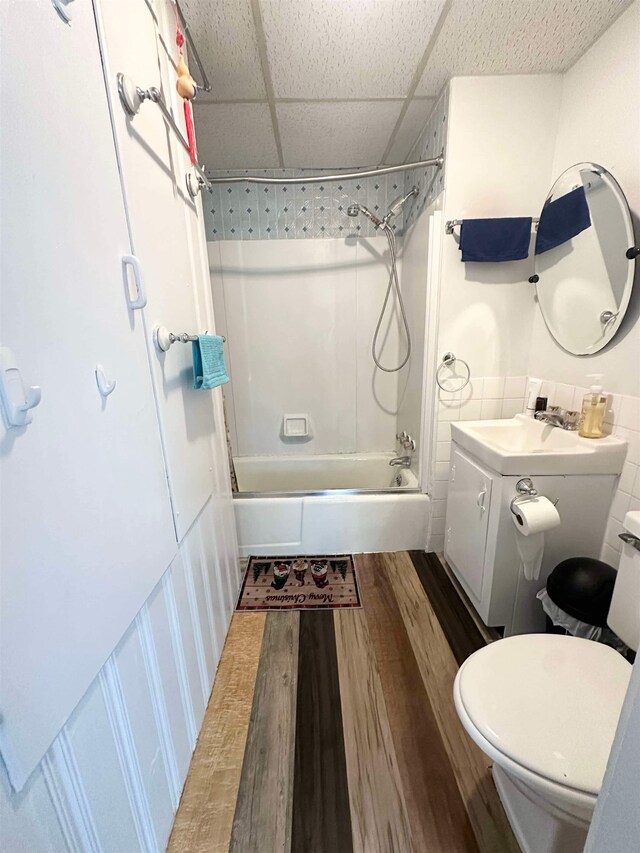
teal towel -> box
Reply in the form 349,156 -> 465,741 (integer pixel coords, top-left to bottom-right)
192,335 -> 229,390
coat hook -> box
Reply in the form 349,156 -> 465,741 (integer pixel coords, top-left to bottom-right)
95,365 -> 116,398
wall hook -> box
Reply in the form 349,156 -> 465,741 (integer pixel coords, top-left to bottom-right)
0,347 -> 42,427
95,365 -> 116,398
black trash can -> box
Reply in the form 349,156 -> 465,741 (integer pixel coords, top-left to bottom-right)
544,556 -> 616,636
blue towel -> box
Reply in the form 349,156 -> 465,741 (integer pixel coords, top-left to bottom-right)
459,217 -> 532,262
535,186 -> 591,254
192,335 -> 229,390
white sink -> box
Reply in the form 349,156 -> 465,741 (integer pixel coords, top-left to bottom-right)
451,414 -> 627,475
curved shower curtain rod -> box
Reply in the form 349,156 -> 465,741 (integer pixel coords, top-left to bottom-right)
206,153 -> 444,185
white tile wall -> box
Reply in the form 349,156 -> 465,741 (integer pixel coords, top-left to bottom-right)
427,374 -> 640,570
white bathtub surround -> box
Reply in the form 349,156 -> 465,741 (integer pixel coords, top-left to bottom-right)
209,236 -> 404,457
396,198 -> 443,485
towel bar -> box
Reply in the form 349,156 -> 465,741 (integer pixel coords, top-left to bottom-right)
446,218 -> 539,235
153,325 -> 225,353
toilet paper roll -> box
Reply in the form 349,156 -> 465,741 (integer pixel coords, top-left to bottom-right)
511,496 -> 560,581
514,531 -> 545,581
511,496 -> 560,536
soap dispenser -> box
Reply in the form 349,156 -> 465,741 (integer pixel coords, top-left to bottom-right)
579,375 -> 607,439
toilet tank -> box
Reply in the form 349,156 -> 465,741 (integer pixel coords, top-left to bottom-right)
607,511 -> 640,651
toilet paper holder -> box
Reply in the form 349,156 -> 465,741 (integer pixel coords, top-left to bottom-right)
510,478 -> 538,514
510,478 -> 559,518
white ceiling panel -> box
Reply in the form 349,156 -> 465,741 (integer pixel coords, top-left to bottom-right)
385,97 -> 435,163
180,0 -> 267,99
187,0 -> 631,169
261,0 -> 447,99
193,103 -> 280,169
276,101 -> 404,167
416,0 -> 633,96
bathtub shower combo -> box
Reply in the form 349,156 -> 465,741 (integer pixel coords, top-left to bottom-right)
213,161 -> 443,555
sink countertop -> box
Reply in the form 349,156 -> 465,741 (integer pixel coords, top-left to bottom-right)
450,414 -> 627,475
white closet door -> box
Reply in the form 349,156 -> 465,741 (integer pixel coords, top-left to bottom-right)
0,0 -> 176,790
94,0 -> 219,540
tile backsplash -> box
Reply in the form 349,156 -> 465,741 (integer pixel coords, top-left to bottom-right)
203,169 -> 405,240
203,87 -> 449,242
428,374 -> 640,570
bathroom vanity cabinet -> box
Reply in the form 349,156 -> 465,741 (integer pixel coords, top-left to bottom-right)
444,444 -> 618,635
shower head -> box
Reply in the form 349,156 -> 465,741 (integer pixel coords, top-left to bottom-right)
345,203 -> 382,227
347,186 -> 419,230
386,185 -> 419,220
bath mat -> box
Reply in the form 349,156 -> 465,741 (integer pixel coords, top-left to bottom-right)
236,556 -> 361,611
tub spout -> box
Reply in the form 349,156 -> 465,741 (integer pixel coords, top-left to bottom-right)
389,456 -> 412,468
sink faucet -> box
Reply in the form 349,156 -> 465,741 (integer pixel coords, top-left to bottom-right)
389,455 -> 412,468
534,407 -> 579,430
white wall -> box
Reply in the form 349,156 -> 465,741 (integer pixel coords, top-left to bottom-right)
437,74 -> 562,379
528,0 -> 640,397
209,236 -> 403,456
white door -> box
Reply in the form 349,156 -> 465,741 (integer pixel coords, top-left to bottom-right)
0,0 -> 176,790
445,447 -> 493,601
94,0 -> 220,540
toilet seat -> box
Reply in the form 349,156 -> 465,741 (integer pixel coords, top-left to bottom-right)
455,634 -> 631,796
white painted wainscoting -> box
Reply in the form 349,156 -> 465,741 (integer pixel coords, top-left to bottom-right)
0,496 -> 240,853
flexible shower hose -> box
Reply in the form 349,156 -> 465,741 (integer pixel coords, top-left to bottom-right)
371,223 -> 412,372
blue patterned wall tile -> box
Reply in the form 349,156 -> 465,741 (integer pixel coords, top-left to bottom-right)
203,126 -> 448,242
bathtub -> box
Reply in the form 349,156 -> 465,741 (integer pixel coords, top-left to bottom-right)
233,452 -> 430,556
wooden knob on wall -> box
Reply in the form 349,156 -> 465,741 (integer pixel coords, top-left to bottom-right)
176,75 -> 195,99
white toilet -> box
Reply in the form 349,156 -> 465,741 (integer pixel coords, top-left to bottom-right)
454,511 -> 640,853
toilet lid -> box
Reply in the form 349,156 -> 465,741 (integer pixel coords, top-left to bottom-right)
457,635 -> 631,794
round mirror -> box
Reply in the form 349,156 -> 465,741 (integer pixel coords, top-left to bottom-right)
534,162 -> 637,355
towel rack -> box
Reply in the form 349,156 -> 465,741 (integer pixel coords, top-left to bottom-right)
116,73 -> 211,198
436,352 -> 470,392
445,218 -> 539,235
153,325 -> 225,353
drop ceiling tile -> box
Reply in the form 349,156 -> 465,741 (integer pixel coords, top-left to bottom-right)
261,0 -> 448,99
276,101 -> 404,167
180,0 -> 266,99
385,97 -> 435,163
194,103 -> 280,169
416,0 -> 633,96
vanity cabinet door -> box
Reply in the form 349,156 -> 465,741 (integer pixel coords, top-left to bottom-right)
445,446 -> 494,601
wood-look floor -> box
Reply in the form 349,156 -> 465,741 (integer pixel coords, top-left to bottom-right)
168,552 -> 518,853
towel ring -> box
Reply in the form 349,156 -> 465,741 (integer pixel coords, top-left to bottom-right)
436,352 -> 470,392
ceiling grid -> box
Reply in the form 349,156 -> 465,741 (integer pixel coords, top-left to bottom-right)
183,0 -> 633,170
